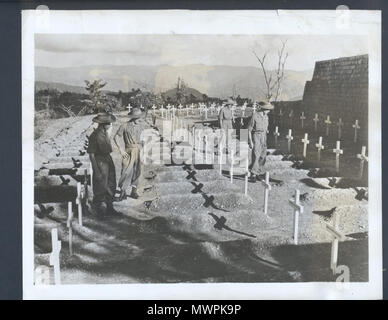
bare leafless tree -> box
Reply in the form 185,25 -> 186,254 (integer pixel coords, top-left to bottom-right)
252,40 -> 288,102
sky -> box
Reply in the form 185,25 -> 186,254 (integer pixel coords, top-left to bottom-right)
35,34 -> 369,71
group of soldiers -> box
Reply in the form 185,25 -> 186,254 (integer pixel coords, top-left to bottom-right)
87,99 -> 274,216
219,99 -> 274,182
87,107 -> 146,216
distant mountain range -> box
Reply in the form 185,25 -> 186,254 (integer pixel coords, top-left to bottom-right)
35,64 -> 313,100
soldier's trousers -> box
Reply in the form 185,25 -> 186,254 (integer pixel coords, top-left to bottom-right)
118,145 -> 142,192
250,131 -> 267,175
220,121 -> 234,149
92,154 -> 116,204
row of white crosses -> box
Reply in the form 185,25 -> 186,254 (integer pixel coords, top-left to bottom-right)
276,127 -> 368,175
277,109 -> 362,143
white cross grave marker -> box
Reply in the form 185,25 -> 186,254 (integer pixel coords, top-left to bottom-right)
49,228 -> 62,285
325,115 -> 332,136
126,104 -> 132,113
244,157 -> 249,196
261,172 -> 271,216
326,213 -> 345,274
315,136 -> 324,161
230,151 -> 234,184
89,162 -> 93,191
289,189 -> 304,245
313,113 -> 319,132
286,129 -> 293,153
301,133 -> 310,158
67,202 -> 73,256
336,118 -> 344,139
333,141 -> 343,173
273,126 -> 280,146
76,182 -> 83,226
289,109 -> 294,127
352,120 -> 360,143
219,142 -> 223,175
300,112 -> 306,129
204,134 -> 208,164
357,146 -> 368,179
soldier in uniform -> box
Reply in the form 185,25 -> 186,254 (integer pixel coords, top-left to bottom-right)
248,101 -> 274,182
114,107 -> 146,200
218,99 -> 235,153
87,112 -> 118,216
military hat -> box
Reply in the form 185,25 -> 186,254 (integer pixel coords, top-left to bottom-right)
257,101 -> 274,110
225,98 -> 236,106
128,107 -> 145,119
92,112 -> 116,124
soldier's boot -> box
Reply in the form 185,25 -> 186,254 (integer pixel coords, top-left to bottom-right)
106,202 -> 121,216
130,186 -> 140,199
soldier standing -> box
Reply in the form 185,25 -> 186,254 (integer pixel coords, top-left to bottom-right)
248,101 -> 274,182
113,107 -> 146,200
218,99 -> 235,153
87,112 -> 118,216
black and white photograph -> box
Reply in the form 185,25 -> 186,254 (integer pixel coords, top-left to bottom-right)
22,9 -> 382,299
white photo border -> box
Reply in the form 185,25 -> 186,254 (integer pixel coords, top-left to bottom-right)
22,9 -> 382,300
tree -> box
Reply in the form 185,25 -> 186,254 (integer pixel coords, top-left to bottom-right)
84,79 -> 107,113
252,40 -> 288,102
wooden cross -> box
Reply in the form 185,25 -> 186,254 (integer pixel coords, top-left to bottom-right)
152,104 -> 157,115
313,113 -> 319,132
49,228 -> 62,285
160,105 -> 165,118
286,129 -> 293,153
204,106 -> 208,120
326,212 -> 345,274
126,104 -> 132,113
288,109 -> 294,127
204,134 -> 209,164
244,157 -> 249,196
300,112 -> 306,129
352,119 -> 360,143
186,106 -> 189,117
89,163 -> 93,191
357,146 -> 368,179
219,142 -> 223,175
76,182 -> 83,226
333,141 -> 343,173
273,126 -> 280,146
336,118 -> 344,139
252,103 -> 257,113
230,151 -> 234,184
315,136 -> 324,161
172,105 -> 176,119
261,172 -> 271,215
279,109 -> 284,126
289,189 -> 304,245
301,133 -> 310,158
67,201 -> 73,256
191,126 -> 195,149
325,115 -> 332,136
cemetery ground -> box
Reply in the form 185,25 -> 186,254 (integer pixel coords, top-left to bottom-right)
33,109 -> 368,284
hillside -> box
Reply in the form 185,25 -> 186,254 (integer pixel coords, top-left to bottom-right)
36,64 -> 312,100
35,81 -> 87,94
